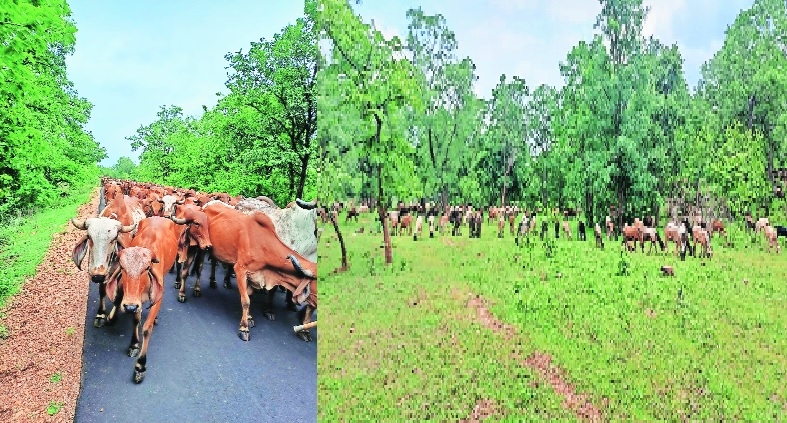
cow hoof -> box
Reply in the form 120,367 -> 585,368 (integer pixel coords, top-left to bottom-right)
238,331 -> 250,341
209,280 -> 217,289
133,370 -> 145,384
178,294 -> 186,303
224,281 -> 232,289
248,316 -> 256,327
93,317 -> 105,328
173,281 -> 182,289
128,346 -> 140,357
296,330 -> 312,342
263,312 -> 275,321
193,289 -> 201,298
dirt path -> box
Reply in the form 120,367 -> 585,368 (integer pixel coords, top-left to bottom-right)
0,188 -> 101,422
465,295 -> 603,421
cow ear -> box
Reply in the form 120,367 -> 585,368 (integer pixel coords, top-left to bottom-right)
148,268 -> 164,307
116,235 -> 128,255
73,235 -> 89,271
105,263 -> 121,303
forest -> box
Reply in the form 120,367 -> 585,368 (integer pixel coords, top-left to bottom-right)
1,0 -> 318,218
318,0 -> 787,230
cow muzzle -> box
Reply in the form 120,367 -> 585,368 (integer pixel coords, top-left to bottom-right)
91,274 -> 106,283
124,304 -> 139,313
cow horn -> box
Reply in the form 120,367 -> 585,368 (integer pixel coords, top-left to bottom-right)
176,199 -> 185,205
257,196 -> 278,208
296,198 -> 317,210
71,217 -> 88,230
119,222 -> 137,233
287,255 -> 314,278
171,215 -> 189,225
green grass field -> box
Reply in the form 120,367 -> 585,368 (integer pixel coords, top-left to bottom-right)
0,183 -> 97,312
318,212 -> 787,421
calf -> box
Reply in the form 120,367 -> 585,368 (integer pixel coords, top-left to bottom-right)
710,219 -> 727,242
103,217 -> 179,384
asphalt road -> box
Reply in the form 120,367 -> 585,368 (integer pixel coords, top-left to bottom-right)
75,190 -> 317,423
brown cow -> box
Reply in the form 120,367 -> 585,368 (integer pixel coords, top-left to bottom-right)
203,202 -> 317,342
622,224 -> 643,252
763,225 -> 781,253
103,217 -> 179,384
400,214 -> 413,237
101,190 -> 146,247
170,206 -> 213,302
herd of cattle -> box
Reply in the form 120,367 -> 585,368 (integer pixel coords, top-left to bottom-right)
325,200 -> 787,259
71,178 -> 318,384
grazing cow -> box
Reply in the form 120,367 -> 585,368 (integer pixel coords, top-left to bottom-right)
103,217 -> 179,384
203,202 -> 318,342
438,214 -> 449,235
693,226 -> 713,258
413,215 -> 424,240
515,214 -> 530,246
763,225 -> 781,253
605,216 -> 615,240
346,206 -> 360,222
594,223 -> 605,249
755,217 -> 770,234
389,210 -> 400,236
641,226 -> 665,254
710,219 -> 727,243
232,198 -> 318,321
400,214 -> 413,237
622,224 -> 643,252
664,223 -> 682,257
72,217 -> 137,328
562,220 -> 572,240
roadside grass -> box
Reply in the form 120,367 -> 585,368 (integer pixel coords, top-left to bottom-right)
0,183 -> 97,311
318,213 -> 787,421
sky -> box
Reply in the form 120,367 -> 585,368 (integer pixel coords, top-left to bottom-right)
65,1 -> 305,167
347,0 -> 753,100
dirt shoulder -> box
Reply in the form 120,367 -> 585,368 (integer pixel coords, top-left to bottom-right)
0,188 -> 100,423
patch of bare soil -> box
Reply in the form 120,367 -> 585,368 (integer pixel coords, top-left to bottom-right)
524,352 -> 602,421
465,294 -> 603,422
466,295 -> 518,340
459,399 -> 502,422
0,188 -> 100,423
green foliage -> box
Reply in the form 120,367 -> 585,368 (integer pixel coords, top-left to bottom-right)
46,402 -> 63,416
127,7 -> 318,205
0,0 -> 106,215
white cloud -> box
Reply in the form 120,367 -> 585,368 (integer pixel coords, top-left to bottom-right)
641,0 -> 686,41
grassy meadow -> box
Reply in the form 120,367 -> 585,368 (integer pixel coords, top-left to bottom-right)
317,211 -> 787,421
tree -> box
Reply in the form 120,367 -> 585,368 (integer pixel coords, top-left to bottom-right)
319,0 -> 424,264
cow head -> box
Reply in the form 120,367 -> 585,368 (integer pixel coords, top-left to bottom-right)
171,207 -> 213,252
72,217 -> 135,282
108,247 -> 163,313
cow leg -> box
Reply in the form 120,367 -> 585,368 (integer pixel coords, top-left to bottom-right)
127,309 -> 142,358
105,288 -> 124,327
296,304 -> 315,342
133,300 -> 162,384
234,264 -> 253,341
173,261 -> 183,289
209,257 -> 218,289
94,282 -> 108,328
262,288 -> 276,321
177,251 -> 196,303
192,248 -> 206,298
223,263 -> 232,289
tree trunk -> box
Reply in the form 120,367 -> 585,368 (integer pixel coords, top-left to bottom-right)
287,162 -> 295,199
330,211 -> 348,271
372,112 -> 393,265
296,153 -> 310,200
